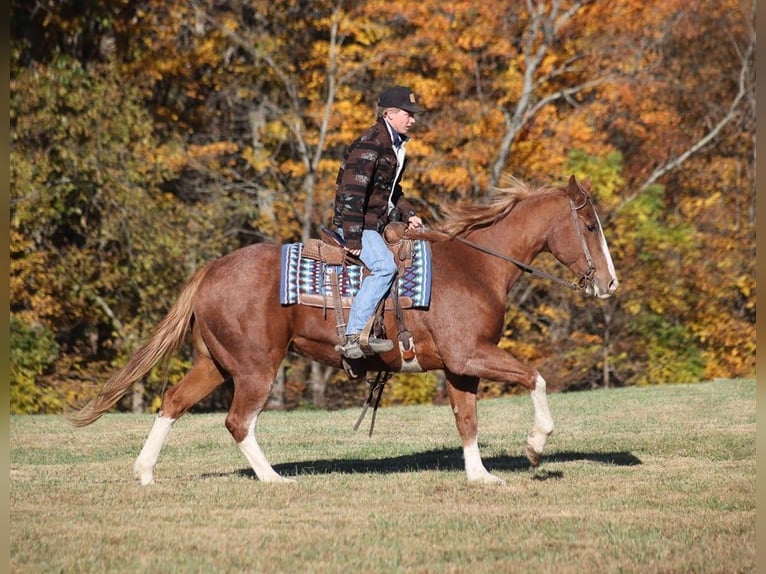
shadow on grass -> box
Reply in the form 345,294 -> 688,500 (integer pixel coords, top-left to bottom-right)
205,448 -> 641,480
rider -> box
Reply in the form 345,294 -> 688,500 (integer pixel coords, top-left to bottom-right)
332,85 -> 425,360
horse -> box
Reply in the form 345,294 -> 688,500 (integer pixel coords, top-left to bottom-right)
70,174 -> 618,485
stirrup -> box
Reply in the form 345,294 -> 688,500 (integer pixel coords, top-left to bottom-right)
336,334 -> 364,359
364,335 -> 394,353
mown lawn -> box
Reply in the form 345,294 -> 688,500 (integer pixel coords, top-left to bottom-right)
10,378 -> 755,573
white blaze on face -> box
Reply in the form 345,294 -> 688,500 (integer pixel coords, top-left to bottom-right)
594,213 -> 618,297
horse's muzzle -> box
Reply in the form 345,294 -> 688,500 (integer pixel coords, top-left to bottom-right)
589,277 -> 619,299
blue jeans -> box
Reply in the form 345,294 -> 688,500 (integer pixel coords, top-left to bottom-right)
345,229 -> 398,335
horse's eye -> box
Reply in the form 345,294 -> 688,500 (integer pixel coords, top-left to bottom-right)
586,224 -> 597,233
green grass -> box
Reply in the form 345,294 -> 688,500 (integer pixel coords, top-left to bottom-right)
11,379 -> 755,573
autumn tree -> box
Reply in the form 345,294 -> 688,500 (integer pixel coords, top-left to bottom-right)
10,0 -> 754,412
10,55 -> 190,410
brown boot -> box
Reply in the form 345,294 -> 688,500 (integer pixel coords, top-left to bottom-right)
336,333 -> 394,359
336,334 -> 364,359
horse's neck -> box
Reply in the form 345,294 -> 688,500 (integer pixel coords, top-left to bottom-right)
464,197 -> 559,295
474,203 -> 550,262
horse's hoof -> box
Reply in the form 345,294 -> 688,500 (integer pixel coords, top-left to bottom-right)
133,464 -> 155,485
135,473 -> 154,486
525,445 -> 541,468
468,473 -> 506,485
486,474 -> 506,485
259,474 -> 296,484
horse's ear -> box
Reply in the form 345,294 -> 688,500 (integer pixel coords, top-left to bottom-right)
567,174 -> 580,197
567,174 -> 591,199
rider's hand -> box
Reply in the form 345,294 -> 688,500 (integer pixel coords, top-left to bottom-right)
407,215 -> 423,230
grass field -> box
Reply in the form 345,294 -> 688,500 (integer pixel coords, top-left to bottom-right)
10,378 -> 755,573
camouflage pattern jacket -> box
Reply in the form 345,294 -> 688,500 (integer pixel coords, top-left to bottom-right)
332,117 -> 417,250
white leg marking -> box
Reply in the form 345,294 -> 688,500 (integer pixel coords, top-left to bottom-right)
133,414 -> 175,485
527,373 -> 555,456
464,441 -> 505,485
238,415 -> 294,483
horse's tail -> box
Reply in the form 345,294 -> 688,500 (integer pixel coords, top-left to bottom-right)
68,264 -> 211,427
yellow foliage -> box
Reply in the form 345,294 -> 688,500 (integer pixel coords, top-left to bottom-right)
383,372 -> 439,406
735,274 -> 754,299
280,159 -> 308,178
188,142 -> 239,159
155,143 -> 194,171
243,146 -> 272,172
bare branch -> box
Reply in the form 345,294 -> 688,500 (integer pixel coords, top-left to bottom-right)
611,33 -> 754,217
525,76 -> 614,123
191,1 -> 351,244
490,0 -> 591,187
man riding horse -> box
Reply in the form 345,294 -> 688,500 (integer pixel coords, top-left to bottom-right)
332,85 -> 426,360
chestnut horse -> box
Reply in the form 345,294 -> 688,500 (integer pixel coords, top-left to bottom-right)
71,174 -> 618,485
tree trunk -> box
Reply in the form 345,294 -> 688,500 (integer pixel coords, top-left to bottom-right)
268,365 -> 285,410
131,381 -> 145,413
309,360 -> 326,408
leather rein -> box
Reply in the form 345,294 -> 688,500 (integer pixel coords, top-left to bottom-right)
454,196 -> 596,292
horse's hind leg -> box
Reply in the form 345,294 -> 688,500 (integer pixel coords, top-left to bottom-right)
225,370 -> 292,484
133,354 -> 225,485
445,372 -> 505,484
134,415 -> 174,485
525,372 -> 554,467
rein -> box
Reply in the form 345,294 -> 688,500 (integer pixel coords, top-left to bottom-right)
454,197 -> 595,292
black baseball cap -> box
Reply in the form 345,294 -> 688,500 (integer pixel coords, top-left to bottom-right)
378,85 -> 426,113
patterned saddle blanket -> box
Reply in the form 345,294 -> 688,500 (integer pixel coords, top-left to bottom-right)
280,240 -> 432,309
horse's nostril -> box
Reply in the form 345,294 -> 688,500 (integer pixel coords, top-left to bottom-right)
609,279 -> 619,293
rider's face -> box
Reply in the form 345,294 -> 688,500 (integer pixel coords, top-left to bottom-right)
386,108 -> 417,135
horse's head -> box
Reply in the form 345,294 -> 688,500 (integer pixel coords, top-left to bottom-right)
548,175 -> 619,298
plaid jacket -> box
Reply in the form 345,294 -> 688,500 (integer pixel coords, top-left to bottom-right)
332,117 -> 417,250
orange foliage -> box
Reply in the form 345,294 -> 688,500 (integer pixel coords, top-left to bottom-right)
10,0 -> 754,411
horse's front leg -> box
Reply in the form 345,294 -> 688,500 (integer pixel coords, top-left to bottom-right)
445,373 -> 505,484
450,345 -> 555,470
525,372 -> 555,467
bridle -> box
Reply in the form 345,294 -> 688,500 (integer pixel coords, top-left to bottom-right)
454,193 -> 596,292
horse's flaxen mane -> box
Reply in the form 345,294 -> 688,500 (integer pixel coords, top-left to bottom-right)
436,176 -> 562,238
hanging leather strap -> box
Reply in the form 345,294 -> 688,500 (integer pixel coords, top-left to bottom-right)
391,279 -> 416,362
328,267 -> 346,342
353,371 -> 393,437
